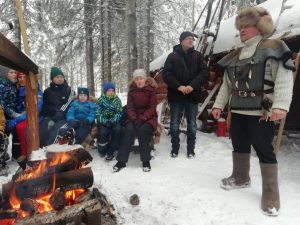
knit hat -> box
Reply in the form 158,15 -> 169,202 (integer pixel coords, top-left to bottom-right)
179,31 -> 198,43
103,82 -> 115,93
78,87 -> 89,97
16,71 -> 25,77
0,65 -> 10,77
235,7 -> 274,36
132,69 -> 147,79
50,66 -> 64,80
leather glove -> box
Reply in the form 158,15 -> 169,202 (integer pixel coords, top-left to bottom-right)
68,120 -> 78,128
7,119 -> 17,131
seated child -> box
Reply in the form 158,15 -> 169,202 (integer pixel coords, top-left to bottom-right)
39,67 -> 74,146
96,82 -> 123,160
66,87 -> 95,144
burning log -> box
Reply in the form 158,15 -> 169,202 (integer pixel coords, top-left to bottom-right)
15,167 -> 93,200
13,199 -> 101,225
46,145 -> 93,166
49,189 -> 66,210
75,191 -> 92,204
20,198 -> 38,216
0,209 -> 18,220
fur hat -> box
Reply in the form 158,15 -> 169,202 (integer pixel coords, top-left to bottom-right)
235,7 -> 274,36
132,69 -> 147,79
78,87 -> 89,97
50,66 -> 64,80
103,82 -> 115,93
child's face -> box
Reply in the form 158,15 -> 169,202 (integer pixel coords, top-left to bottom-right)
79,94 -> 88,102
7,70 -> 17,83
18,73 -> 26,86
106,88 -> 115,97
134,76 -> 146,88
52,75 -> 65,85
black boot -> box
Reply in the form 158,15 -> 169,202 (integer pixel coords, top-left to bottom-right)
97,144 -> 107,157
113,161 -> 126,172
142,161 -> 151,172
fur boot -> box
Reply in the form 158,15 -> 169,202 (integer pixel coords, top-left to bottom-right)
221,152 -> 251,190
260,163 -> 280,216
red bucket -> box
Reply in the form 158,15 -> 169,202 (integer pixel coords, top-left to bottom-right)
217,118 -> 227,137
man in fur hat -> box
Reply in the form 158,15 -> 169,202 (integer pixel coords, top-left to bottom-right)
212,7 -> 294,216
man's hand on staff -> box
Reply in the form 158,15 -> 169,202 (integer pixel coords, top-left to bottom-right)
212,108 -> 222,120
270,108 -> 287,121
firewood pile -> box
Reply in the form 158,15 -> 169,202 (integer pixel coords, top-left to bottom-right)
0,144 -> 116,225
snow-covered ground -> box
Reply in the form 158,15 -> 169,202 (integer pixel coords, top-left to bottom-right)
2,131 -> 300,225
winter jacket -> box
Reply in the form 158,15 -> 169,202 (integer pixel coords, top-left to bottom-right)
0,106 -> 5,135
41,81 -> 74,122
163,44 -> 208,103
96,94 -> 123,125
126,77 -> 158,130
0,77 -> 18,118
67,100 -> 96,124
14,86 -> 43,123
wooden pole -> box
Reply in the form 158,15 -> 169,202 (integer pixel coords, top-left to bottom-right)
274,53 -> 300,155
15,0 -> 40,154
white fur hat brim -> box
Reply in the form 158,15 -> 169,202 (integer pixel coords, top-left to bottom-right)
235,7 -> 274,36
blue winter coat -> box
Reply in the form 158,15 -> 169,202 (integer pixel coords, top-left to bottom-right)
66,100 -> 96,124
16,86 -> 43,122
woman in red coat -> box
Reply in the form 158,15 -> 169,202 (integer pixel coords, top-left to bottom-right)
113,69 -> 158,172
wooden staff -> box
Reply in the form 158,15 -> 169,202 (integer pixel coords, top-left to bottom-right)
274,53 -> 300,155
15,0 -> 40,155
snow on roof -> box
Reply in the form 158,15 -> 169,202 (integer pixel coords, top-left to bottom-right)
149,49 -> 172,72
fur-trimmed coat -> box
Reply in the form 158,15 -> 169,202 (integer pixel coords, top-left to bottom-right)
126,77 -> 158,130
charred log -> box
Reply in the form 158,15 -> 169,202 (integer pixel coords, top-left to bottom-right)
15,168 -> 94,200
0,209 -> 18,219
20,198 -> 38,216
49,189 -> 66,211
13,199 -> 101,225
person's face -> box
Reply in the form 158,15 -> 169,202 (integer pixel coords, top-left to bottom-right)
18,73 -> 26,86
181,36 -> 195,49
52,75 -> 65,85
78,94 -> 88,102
134,76 -> 146,88
105,88 -> 115,98
7,69 -> 17,83
239,24 -> 261,42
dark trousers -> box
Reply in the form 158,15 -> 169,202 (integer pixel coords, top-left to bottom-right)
117,122 -> 153,163
231,113 -> 276,164
39,118 -> 67,147
169,102 -> 198,153
97,123 -> 122,155
74,126 -> 91,144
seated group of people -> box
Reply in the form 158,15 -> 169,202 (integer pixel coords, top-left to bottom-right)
0,66 -> 158,173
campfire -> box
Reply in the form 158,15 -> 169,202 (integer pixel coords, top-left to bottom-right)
0,145 -> 113,225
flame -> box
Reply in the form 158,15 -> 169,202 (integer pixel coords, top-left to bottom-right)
2,152 -> 87,225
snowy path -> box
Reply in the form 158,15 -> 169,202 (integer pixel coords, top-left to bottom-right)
1,132 -> 300,225
90,132 -> 300,225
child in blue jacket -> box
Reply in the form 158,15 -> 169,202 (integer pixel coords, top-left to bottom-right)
96,82 -> 123,160
67,87 -> 95,144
